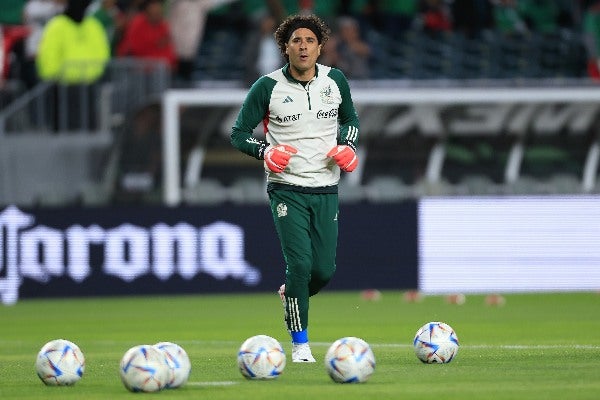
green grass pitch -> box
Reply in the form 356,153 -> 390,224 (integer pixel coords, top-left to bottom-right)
0,291 -> 599,399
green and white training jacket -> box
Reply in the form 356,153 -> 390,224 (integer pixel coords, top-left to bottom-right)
231,63 -> 360,192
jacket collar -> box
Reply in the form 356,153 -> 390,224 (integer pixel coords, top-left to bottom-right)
282,63 -> 319,83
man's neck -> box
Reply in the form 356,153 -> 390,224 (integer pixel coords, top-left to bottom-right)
289,65 -> 315,82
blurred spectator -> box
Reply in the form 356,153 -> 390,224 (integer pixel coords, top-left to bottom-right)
318,27 -> 339,67
243,12 -> 284,84
240,0 -> 343,22
518,0 -> 560,34
0,0 -> 30,83
583,1 -> 600,79
166,0 -> 237,83
22,0 -> 66,88
116,0 -> 144,15
89,0 -> 126,54
334,16 -> 372,79
0,26 -> 4,84
298,0 -> 341,23
0,25 -> 30,85
115,102 -> 162,203
2,22 -> 33,111
451,0 -> 492,37
116,0 -> 177,71
36,0 -> 111,130
416,0 -> 452,34
111,0 -> 143,52
239,0 -> 272,19
491,0 -> 528,36
366,0 -> 418,35
237,0 -> 281,23
37,0 -> 109,83
554,0 -> 581,28
0,1 -> 29,25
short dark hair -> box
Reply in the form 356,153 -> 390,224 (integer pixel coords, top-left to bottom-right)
274,14 -> 331,61
140,0 -> 162,10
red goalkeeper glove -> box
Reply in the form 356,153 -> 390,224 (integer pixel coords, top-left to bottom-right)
264,144 -> 298,173
327,145 -> 358,172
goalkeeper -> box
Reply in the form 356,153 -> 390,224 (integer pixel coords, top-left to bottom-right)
231,14 -> 360,363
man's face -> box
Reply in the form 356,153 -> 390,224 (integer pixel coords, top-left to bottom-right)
146,1 -> 164,23
285,28 -> 321,78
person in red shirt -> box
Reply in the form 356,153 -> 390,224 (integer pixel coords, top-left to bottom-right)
116,0 -> 176,70
418,0 -> 452,33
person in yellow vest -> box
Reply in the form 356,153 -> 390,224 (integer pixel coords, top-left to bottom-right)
36,0 -> 110,130
37,0 -> 110,84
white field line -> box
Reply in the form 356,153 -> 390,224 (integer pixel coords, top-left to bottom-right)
466,344 -> 600,350
174,340 -> 600,351
3,339 -> 597,351
318,343 -> 600,350
341,343 -> 600,350
186,381 -> 239,387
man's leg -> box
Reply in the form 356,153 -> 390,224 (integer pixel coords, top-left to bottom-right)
269,190 -> 315,362
309,193 -> 339,296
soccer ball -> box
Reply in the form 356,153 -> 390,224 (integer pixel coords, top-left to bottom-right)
35,339 -> 85,386
237,334 -> 286,379
154,342 -> 191,388
413,321 -> 459,363
324,337 -> 376,383
119,344 -> 171,392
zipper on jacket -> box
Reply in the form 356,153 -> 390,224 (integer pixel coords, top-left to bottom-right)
304,82 -> 312,110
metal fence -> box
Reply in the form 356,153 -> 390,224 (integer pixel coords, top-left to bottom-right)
0,58 -> 170,135
0,59 -> 170,207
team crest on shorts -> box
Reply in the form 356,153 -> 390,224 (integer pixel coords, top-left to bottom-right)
276,203 -> 288,218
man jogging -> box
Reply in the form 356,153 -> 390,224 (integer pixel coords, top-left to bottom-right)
231,13 -> 360,363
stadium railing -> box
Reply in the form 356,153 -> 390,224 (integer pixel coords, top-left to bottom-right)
0,59 -> 170,207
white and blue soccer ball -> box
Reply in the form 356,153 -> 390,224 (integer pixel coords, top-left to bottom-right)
413,321 -> 459,364
35,339 -> 85,386
324,337 -> 376,383
119,344 -> 171,392
154,342 -> 191,388
237,334 -> 286,380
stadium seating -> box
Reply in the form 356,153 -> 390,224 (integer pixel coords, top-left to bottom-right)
191,24 -> 587,82
0,17 -> 596,207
